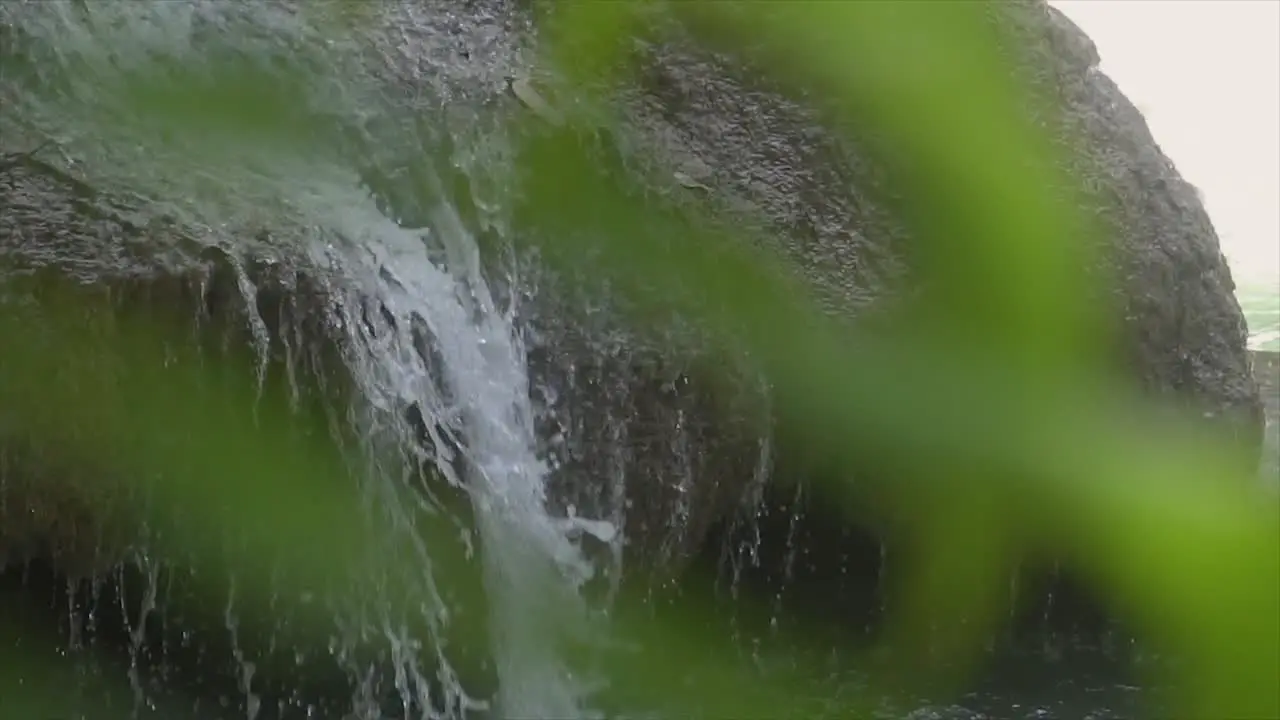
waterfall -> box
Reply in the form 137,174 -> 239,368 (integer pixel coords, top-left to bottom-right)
301,176 -> 613,717
1,1 -> 616,716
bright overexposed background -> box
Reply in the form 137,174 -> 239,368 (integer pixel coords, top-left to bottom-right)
1052,0 -> 1279,346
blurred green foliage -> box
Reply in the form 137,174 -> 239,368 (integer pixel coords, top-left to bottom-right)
531,2 -> 1278,716
1,1 -> 1276,719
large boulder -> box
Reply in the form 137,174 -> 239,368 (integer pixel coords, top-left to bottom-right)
1003,1 -> 1262,451
522,0 -> 1264,593
0,0 -> 1265,712
0,0 -> 1259,584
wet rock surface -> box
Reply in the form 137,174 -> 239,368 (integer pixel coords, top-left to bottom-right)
520,0 -> 1265,586
620,0 -> 1261,435
1009,1 -> 1262,453
2,0 -> 1261,592
0,153 -> 486,716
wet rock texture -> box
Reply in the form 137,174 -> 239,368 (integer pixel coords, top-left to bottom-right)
3,0 -> 1263,583
633,0 -> 1261,433
0,155 -> 355,566
531,0 -> 1264,583
1006,2 -> 1262,451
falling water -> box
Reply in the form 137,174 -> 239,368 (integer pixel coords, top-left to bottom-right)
1,1 -> 614,716
302,175 -> 614,717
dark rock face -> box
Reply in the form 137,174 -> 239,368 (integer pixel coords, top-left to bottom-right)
0,153 -> 489,716
528,0 -> 1263,589
623,0 -> 1261,437
1005,1 -> 1262,452
0,158 -> 211,573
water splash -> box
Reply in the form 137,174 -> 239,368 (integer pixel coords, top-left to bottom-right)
2,1 -> 611,715
300,171 -> 612,717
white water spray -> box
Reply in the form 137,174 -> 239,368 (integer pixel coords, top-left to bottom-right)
299,173 -> 614,717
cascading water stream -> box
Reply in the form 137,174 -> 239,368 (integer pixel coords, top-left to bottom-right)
304,176 -> 616,718
2,2 -> 617,716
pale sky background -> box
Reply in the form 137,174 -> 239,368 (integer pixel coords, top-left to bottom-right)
1053,0 -> 1279,291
